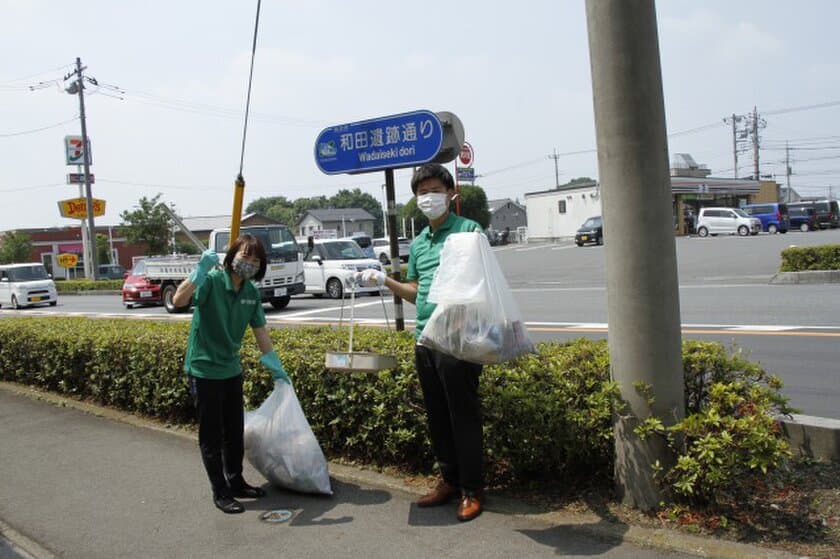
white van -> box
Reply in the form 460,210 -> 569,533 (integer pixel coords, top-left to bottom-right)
0,263 -> 58,309
696,207 -> 761,237
303,238 -> 385,299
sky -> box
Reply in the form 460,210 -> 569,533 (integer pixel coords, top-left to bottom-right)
2,1 -> 839,230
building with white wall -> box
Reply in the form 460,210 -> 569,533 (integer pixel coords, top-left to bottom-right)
524,181 -> 602,242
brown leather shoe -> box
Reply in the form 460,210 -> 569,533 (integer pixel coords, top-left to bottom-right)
417,480 -> 459,508
456,492 -> 484,522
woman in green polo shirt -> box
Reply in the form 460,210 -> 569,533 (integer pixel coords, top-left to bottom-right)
173,234 -> 291,514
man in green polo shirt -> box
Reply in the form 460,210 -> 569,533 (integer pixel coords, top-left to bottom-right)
173,234 -> 291,514
356,163 -> 486,522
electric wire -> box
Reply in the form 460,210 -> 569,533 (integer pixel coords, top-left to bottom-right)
0,116 -> 79,138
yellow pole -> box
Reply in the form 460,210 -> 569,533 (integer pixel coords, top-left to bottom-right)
230,174 -> 245,245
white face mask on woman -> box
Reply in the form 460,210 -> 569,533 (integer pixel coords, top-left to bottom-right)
416,192 -> 449,220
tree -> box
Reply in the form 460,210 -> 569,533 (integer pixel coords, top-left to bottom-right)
119,194 -> 172,255
0,231 -> 32,264
562,177 -> 597,187
96,233 -> 111,264
400,184 -> 491,232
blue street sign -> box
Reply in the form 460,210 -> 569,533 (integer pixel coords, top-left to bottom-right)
314,110 -> 443,175
457,167 -> 475,182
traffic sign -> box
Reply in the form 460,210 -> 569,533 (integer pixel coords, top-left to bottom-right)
57,254 -> 79,268
66,173 -> 95,185
314,110 -> 443,175
457,167 -> 475,182
459,142 -> 474,167
58,198 -> 106,219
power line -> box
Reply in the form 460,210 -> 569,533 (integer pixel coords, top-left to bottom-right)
0,116 -> 79,138
0,64 -> 74,85
764,100 -> 840,116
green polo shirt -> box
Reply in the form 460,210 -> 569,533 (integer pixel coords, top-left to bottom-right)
183,268 -> 266,379
406,212 -> 482,340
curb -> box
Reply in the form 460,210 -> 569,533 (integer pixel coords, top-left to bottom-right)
769,270 -> 840,284
0,382 -> 802,559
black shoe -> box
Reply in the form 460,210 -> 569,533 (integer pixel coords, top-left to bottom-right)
228,477 -> 267,499
213,494 -> 245,514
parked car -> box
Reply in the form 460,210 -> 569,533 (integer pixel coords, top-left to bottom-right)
0,263 -> 58,309
575,216 -> 603,246
787,204 -> 819,232
741,203 -> 789,234
372,236 -> 411,265
788,200 -> 839,230
696,207 -> 761,237
98,263 -> 127,280
343,232 -> 375,259
121,259 -> 163,308
303,239 -> 385,299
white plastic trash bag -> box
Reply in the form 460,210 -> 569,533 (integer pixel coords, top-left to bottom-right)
244,381 -> 332,495
419,232 -> 536,364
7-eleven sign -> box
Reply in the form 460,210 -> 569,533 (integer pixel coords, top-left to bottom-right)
64,135 -> 92,166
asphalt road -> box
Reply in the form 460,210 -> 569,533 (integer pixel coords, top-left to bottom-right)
2,228 -> 838,419
0,388 -> 698,559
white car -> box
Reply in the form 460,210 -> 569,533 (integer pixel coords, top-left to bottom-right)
303,239 -> 386,298
696,207 -> 761,237
372,237 -> 411,266
0,263 -> 58,309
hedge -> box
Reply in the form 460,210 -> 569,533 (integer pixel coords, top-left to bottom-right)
0,317 -> 791,494
780,244 -> 840,272
55,279 -> 123,292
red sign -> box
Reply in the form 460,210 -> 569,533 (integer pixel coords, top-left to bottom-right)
458,142 -> 474,167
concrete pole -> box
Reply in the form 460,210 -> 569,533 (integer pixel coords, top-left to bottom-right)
75,57 -> 98,280
585,0 -> 685,510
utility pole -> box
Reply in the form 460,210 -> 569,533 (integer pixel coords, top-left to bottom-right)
65,57 -> 98,280
723,114 -> 740,178
752,106 -> 760,180
548,148 -> 561,188
785,141 -> 791,203
586,0 -> 685,511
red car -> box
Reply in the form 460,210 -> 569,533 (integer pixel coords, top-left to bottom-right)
121,260 -> 162,309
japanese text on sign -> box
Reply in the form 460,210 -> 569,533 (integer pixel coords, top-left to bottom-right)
315,110 -> 443,175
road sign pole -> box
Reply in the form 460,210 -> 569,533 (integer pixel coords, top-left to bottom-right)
454,160 -> 461,215
384,168 -> 404,331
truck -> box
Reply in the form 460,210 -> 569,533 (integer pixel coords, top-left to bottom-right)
122,208 -> 305,313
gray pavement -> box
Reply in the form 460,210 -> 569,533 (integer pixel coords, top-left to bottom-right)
0,386 -> 790,559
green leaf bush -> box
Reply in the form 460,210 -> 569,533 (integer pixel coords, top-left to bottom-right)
641,341 -> 794,505
55,279 -> 123,292
0,318 -> 791,495
780,244 -> 840,271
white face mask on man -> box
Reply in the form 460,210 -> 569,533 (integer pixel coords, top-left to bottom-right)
416,192 -> 450,220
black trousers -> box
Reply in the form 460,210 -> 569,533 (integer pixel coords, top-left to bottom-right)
190,374 -> 245,496
415,345 -> 484,494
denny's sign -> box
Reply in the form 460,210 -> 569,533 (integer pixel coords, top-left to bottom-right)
58,197 -> 106,219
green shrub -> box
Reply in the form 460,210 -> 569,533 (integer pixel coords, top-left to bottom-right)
780,244 -> 840,271
55,279 -> 123,292
639,341 -> 794,505
0,318 -> 791,493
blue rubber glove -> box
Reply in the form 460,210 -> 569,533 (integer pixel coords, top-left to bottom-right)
188,249 -> 219,288
260,350 -> 291,384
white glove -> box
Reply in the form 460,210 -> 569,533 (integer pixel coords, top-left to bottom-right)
355,269 -> 386,287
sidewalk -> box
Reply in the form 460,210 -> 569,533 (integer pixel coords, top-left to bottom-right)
0,385 -> 796,559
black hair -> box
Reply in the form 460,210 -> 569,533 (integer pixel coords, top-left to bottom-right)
410,163 -> 455,195
223,234 -> 267,281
